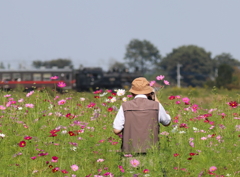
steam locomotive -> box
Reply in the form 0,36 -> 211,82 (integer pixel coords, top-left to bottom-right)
0,67 -> 142,91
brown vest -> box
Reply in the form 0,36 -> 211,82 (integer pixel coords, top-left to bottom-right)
122,98 -> 159,153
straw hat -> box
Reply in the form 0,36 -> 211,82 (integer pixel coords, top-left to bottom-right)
129,77 -> 153,94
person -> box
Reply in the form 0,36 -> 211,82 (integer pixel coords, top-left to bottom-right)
113,77 -> 171,154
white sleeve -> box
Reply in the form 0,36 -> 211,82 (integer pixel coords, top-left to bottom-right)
113,106 -> 125,130
158,103 -> 171,126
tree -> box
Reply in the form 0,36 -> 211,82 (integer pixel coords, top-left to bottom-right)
215,64 -> 234,88
160,45 -> 213,87
213,53 -> 240,67
0,62 -> 5,69
124,39 -> 161,73
108,60 -> 126,72
32,58 -> 73,69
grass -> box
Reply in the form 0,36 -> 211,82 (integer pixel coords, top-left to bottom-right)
0,87 -> 239,177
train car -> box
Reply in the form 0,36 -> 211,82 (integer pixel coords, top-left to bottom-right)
0,67 -> 74,91
75,67 -> 143,91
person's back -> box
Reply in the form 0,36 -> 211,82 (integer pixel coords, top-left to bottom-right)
122,97 -> 159,153
113,77 -> 171,154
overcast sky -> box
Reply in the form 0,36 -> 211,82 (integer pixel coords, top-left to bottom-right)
1,1 -> 240,70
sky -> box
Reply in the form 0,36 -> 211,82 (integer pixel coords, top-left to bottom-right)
1,1 -> 240,71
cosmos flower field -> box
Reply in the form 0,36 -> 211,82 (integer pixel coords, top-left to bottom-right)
0,81 -> 240,176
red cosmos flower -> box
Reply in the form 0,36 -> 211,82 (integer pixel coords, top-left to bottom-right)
24,136 -> 32,140
179,123 -> 188,128
187,157 -> 192,160
61,170 -> 68,174
50,129 -> 60,134
52,167 -> 59,173
111,142 -> 118,145
211,134 -> 216,138
112,92 -> 116,96
49,134 -> 57,137
174,153 -> 179,157
65,113 -> 76,119
143,169 -> 150,173
68,131 -> 76,136
19,141 -> 26,147
108,96 -> 113,99
108,107 -> 113,112
94,96 -> 100,98
229,101 -> 238,108
168,95 -> 175,100
189,153 -> 196,156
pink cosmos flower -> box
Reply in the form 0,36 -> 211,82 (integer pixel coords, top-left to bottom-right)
57,82 -> 66,88
26,91 -> 34,97
127,95 -> 133,98
149,81 -> 156,86
209,166 -> 217,172
201,137 -> 207,140
182,97 -> 190,103
156,75 -> 165,80
163,80 -> 170,85
189,141 -> 194,147
50,76 -> 58,80
124,154 -> 133,157
31,156 -> 37,160
51,156 -> 58,163
0,105 -> 6,110
176,101 -> 181,104
71,164 -> 79,171
175,95 -> 181,99
18,98 -> 24,102
130,159 -> 140,167
97,159 -> 104,162
58,99 -> 66,105
25,104 -> 34,108
4,94 -> 11,97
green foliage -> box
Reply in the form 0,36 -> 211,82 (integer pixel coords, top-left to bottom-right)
216,64 -> 234,89
124,39 -> 161,73
213,53 -> 240,67
160,45 -> 213,87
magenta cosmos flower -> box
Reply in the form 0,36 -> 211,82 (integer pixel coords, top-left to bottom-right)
130,159 -> 140,167
50,76 -> 58,80
58,99 -> 66,105
57,82 -> 66,87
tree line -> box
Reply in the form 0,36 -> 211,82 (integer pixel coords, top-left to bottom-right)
29,39 -> 240,89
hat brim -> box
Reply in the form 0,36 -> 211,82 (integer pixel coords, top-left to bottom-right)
129,86 -> 153,95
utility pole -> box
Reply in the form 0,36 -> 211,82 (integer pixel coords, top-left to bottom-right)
177,63 -> 182,88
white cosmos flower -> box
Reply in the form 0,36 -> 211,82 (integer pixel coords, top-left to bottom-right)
193,127 -> 199,131
111,97 -> 117,103
171,126 -> 178,133
179,131 -> 186,134
0,133 -> 6,138
61,130 -> 67,134
99,92 -> 108,97
18,107 -> 23,110
70,147 -> 77,151
122,97 -> 127,102
117,89 -> 125,96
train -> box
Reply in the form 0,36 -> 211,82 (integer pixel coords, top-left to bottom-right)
0,67 -> 142,92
